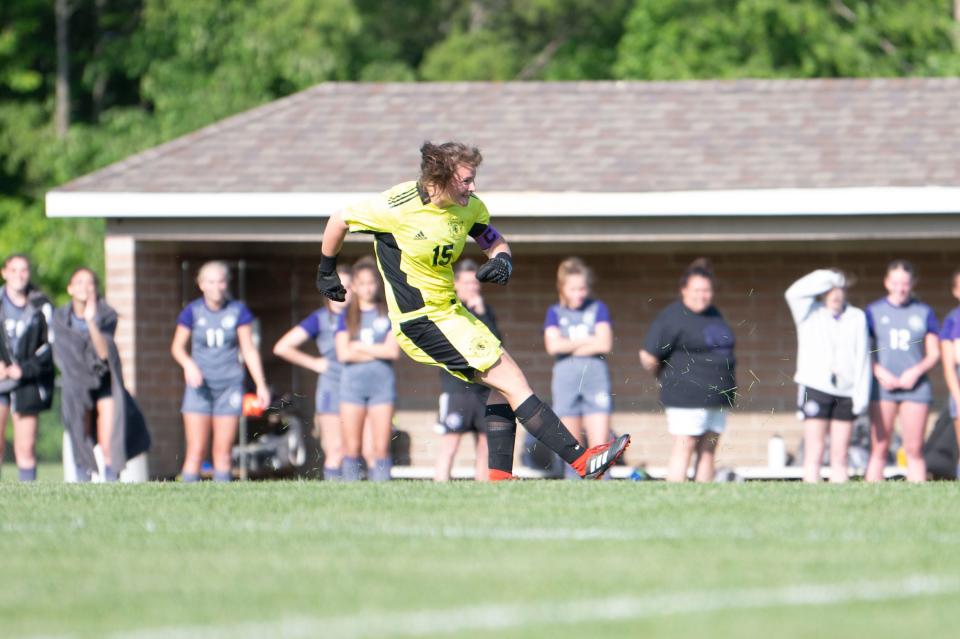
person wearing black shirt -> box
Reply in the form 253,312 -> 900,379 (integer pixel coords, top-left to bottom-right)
640,258 -> 736,482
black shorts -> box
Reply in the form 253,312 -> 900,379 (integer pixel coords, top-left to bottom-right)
798,386 -> 855,422
91,373 -> 112,403
437,389 -> 489,435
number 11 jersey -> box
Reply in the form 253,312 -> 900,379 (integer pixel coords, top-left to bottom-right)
177,298 -> 254,387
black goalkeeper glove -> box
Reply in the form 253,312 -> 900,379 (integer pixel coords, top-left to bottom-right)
316,254 -> 346,301
476,252 -> 512,285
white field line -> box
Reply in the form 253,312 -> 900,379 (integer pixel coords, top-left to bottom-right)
104,574 -> 959,639
7,518 -> 960,545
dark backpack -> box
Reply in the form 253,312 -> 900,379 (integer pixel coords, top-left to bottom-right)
923,404 -> 958,480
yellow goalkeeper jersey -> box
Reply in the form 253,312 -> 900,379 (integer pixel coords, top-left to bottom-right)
342,181 -> 491,321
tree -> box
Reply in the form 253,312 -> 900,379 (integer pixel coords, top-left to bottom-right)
614,0 -> 960,80
55,0 -> 70,137
415,0 -> 633,81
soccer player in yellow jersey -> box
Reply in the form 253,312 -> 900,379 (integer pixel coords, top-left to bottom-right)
317,141 -> 630,480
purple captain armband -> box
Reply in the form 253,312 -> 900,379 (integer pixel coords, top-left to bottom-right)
474,225 -> 503,251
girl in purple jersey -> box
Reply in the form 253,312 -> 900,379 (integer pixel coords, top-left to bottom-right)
170,261 -> 270,482
543,258 -> 613,480
0,254 -> 54,482
865,260 -> 940,483
335,258 -> 399,481
939,268 -> 960,466
274,264 -> 352,480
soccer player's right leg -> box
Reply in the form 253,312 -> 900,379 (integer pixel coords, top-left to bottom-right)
479,350 -> 629,480
484,400 -> 517,481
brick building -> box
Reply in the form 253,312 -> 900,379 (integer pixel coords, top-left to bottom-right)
47,80 -> 960,478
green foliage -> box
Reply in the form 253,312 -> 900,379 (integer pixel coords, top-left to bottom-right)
615,0 -> 960,79
131,0 -> 360,139
420,29 -> 523,80
415,0 -> 632,81
358,61 -> 418,82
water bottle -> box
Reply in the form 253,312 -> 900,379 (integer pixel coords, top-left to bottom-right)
629,467 -> 648,481
768,434 -> 786,469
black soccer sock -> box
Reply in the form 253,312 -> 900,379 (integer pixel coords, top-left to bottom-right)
514,395 -> 585,465
485,404 -> 517,475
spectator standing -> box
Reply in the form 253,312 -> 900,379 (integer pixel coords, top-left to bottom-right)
170,261 -> 270,482
274,264 -> 353,480
53,267 -> 150,482
0,254 -> 54,482
939,268 -> 960,476
864,260 -> 939,483
335,257 -> 399,481
640,258 -> 736,483
543,258 -> 614,480
785,269 -> 870,483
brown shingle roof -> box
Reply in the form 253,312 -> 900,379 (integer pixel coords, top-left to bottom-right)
54,79 -> 960,194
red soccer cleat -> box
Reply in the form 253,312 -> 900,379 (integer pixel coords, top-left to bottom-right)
571,434 -> 631,480
488,469 -> 518,481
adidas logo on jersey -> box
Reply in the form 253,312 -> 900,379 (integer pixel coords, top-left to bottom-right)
414,230 -> 428,240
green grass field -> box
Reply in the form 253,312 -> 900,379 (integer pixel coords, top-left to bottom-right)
1,478 -> 958,639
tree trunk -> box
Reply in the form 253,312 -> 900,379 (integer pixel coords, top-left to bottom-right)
55,0 -> 70,138
91,0 -> 107,122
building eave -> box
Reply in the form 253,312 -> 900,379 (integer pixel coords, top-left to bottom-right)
46,186 -> 960,219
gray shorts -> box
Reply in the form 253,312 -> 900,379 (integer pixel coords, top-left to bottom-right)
340,361 -> 395,407
182,382 -> 244,417
551,357 -> 612,417
870,376 -> 933,405
315,371 -> 341,416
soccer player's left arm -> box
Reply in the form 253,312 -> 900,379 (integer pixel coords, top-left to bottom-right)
470,223 -> 512,285
469,222 -> 510,258
481,234 -> 510,259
